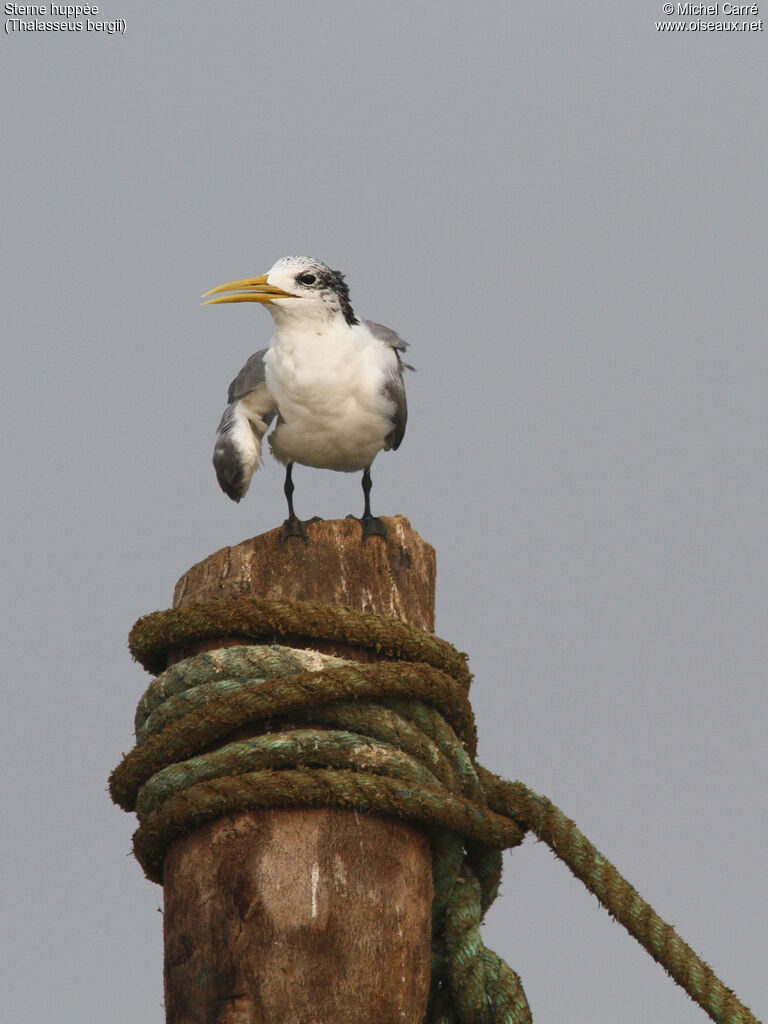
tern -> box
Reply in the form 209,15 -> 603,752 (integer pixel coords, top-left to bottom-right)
205,256 -> 411,542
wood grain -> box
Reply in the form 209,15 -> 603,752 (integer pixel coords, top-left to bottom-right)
162,517 -> 436,1023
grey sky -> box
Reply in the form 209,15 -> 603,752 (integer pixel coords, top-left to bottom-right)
2,3 -> 766,1021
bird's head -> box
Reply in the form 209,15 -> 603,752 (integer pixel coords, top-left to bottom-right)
204,256 -> 359,328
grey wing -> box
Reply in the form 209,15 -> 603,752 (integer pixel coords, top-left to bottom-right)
228,348 -> 269,402
214,349 -> 278,501
366,321 -> 411,451
366,320 -> 409,357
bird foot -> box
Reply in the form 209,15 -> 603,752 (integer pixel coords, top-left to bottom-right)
346,513 -> 388,543
280,515 -> 323,544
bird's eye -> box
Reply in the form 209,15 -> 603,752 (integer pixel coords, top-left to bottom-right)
297,273 -> 317,286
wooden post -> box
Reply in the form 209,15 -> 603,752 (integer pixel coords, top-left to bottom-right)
162,516 -> 436,1024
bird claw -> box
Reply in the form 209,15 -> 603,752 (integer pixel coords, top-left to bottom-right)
346,513 -> 388,543
280,515 -> 322,543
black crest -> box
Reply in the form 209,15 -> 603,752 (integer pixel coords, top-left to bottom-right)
317,266 -> 359,326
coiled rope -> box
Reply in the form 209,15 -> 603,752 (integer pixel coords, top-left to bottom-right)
110,597 -> 759,1024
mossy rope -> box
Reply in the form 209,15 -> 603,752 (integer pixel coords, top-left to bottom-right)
110,597 -> 759,1024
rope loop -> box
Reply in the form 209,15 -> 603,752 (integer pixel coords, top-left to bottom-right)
110,598 -> 760,1024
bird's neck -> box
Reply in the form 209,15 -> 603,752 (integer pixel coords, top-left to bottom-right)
269,307 -> 356,343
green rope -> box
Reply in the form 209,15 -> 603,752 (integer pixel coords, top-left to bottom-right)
110,658 -> 478,810
479,769 -> 758,1024
110,598 -> 760,1024
128,596 -> 472,689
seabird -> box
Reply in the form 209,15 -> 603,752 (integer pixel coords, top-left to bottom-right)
205,256 -> 411,542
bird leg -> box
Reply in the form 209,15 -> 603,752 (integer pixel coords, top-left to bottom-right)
280,463 -> 322,543
347,466 -> 387,542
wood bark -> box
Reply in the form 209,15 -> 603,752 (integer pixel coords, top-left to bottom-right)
163,516 -> 436,1024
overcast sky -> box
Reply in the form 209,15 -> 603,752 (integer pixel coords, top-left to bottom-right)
2,3 -> 766,1022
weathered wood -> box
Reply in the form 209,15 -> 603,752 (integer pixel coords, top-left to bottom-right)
173,515 -> 435,630
163,516 -> 436,1024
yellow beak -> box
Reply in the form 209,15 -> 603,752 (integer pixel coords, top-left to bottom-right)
203,273 -> 298,305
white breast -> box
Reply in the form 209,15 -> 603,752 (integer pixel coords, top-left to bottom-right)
264,323 -> 397,472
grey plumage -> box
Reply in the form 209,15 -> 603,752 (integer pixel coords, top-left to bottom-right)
213,405 -> 251,500
365,320 -> 409,356
227,348 -> 270,402
366,321 -> 410,451
213,348 -> 277,501
366,321 -> 411,452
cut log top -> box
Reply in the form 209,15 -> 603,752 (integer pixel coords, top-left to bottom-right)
172,515 -> 436,632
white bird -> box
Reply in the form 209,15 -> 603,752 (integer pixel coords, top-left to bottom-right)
204,256 -> 411,542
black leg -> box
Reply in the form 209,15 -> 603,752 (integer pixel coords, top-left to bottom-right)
362,466 -> 374,518
281,463 -> 307,542
359,466 -> 387,542
284,462 -> 297,517
280,463 -> 323,543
